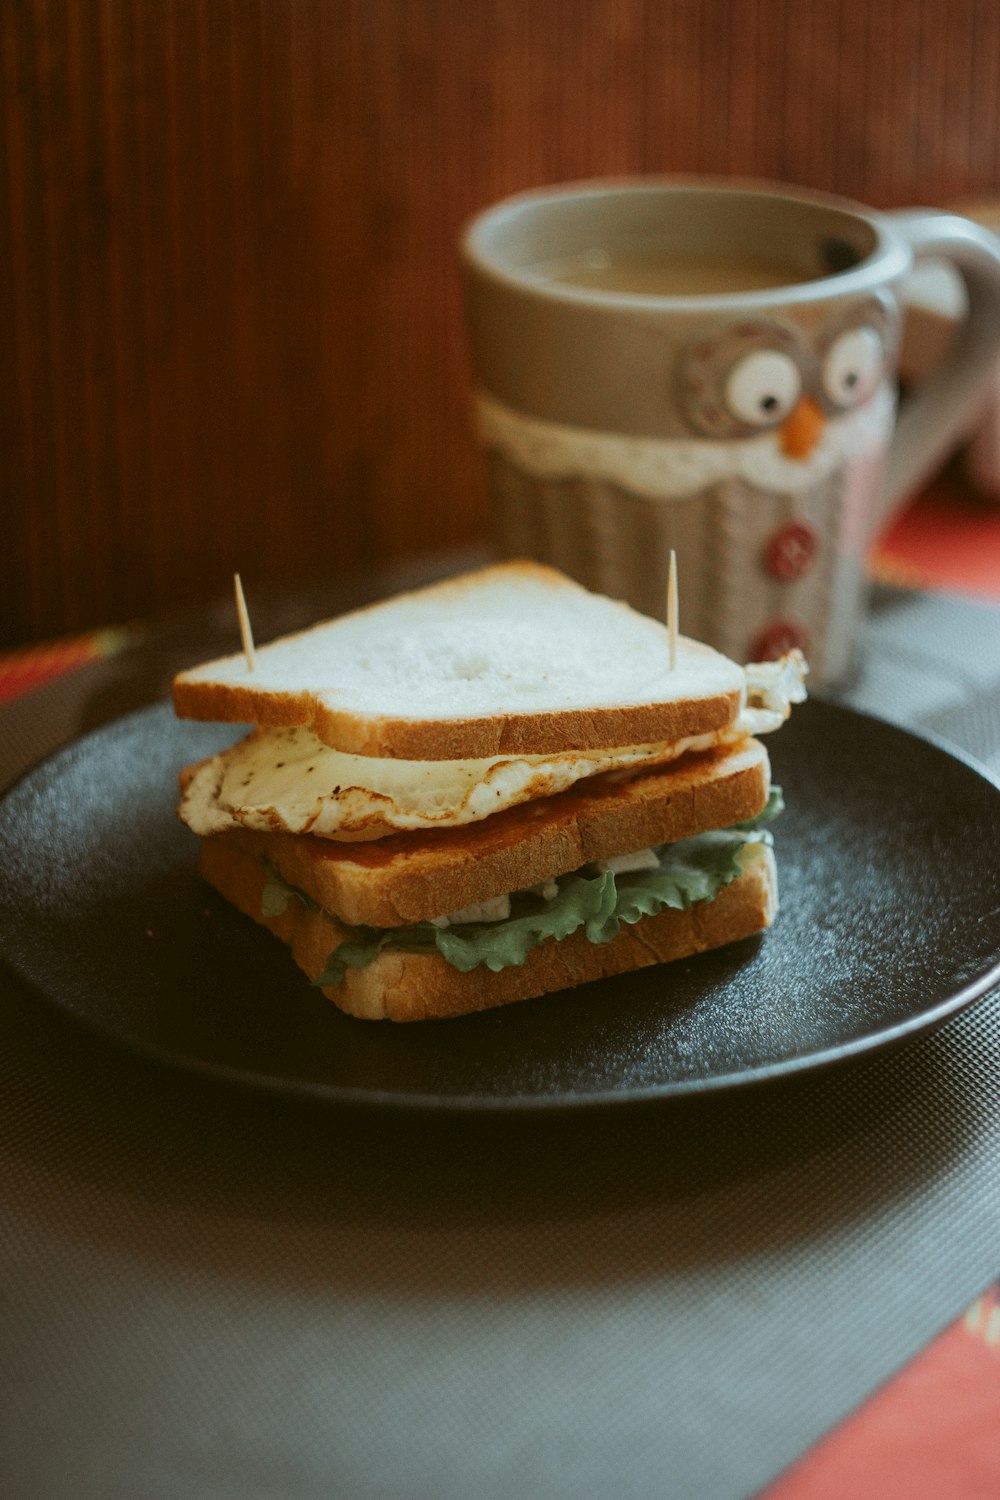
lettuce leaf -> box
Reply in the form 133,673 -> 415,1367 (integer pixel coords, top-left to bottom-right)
282,786 -> 784,987
261,859 -> 319,919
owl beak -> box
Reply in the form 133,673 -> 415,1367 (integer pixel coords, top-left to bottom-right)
779,397 -> 825,460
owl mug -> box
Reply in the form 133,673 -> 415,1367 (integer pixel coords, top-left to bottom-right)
462,179 -> 1000,685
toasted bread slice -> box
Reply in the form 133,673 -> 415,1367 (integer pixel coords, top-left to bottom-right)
199,836 -> 777,1021
171,562 -> 746,759
191,737 -> 770,927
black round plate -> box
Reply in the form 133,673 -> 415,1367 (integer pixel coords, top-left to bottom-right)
1,700 -> 999,1110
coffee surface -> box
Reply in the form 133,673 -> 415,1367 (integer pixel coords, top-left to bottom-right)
538,250 -> 808,295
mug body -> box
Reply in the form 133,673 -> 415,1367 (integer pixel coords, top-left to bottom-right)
462,179 -> 913,685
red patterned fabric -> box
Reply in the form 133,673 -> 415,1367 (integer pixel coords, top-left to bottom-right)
872,472 -> 1000,602
767,1286 -> 1000,1498
0,628 -> 132,704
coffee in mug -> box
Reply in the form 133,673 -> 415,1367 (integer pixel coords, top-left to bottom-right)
537,250 -> 806,296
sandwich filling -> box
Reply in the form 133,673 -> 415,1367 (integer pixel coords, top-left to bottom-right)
181,654 -> 805,841
259,789 -> 783,984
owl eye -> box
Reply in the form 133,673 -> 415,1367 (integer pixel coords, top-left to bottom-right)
724,350 -> 802,427
822,326 -> 883,408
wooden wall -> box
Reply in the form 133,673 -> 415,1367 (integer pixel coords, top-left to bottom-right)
5,0 -> 1000,645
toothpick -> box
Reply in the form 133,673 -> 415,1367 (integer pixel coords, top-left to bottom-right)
667,550 -> 678,670
234,572 -> 256,672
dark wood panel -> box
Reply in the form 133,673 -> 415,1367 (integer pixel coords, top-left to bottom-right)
4,0 -> 1000,645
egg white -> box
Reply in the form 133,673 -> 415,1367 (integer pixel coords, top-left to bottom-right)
180,728 -> 735,841
179,658 -> 805,842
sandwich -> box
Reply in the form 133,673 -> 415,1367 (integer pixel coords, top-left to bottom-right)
172,562 -> 805,1021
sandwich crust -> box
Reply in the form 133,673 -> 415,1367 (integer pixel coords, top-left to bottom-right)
199,837 -> 778,1022
189,737 -> 770,927
171,561 -> 745,759
170,687 -> 743,761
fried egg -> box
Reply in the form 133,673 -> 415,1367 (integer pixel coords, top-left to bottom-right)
179,656 -> 806,842
179,727 -> 738,840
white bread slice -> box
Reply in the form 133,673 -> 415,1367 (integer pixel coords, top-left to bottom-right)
199,836 -> 777,1022
190,737 -> 770,927
172,562 -> 746,760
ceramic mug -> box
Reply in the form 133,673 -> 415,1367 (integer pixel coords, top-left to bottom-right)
462,178 -> 1000,685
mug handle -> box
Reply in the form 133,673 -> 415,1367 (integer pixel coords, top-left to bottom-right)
883,209 -> 1000,521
